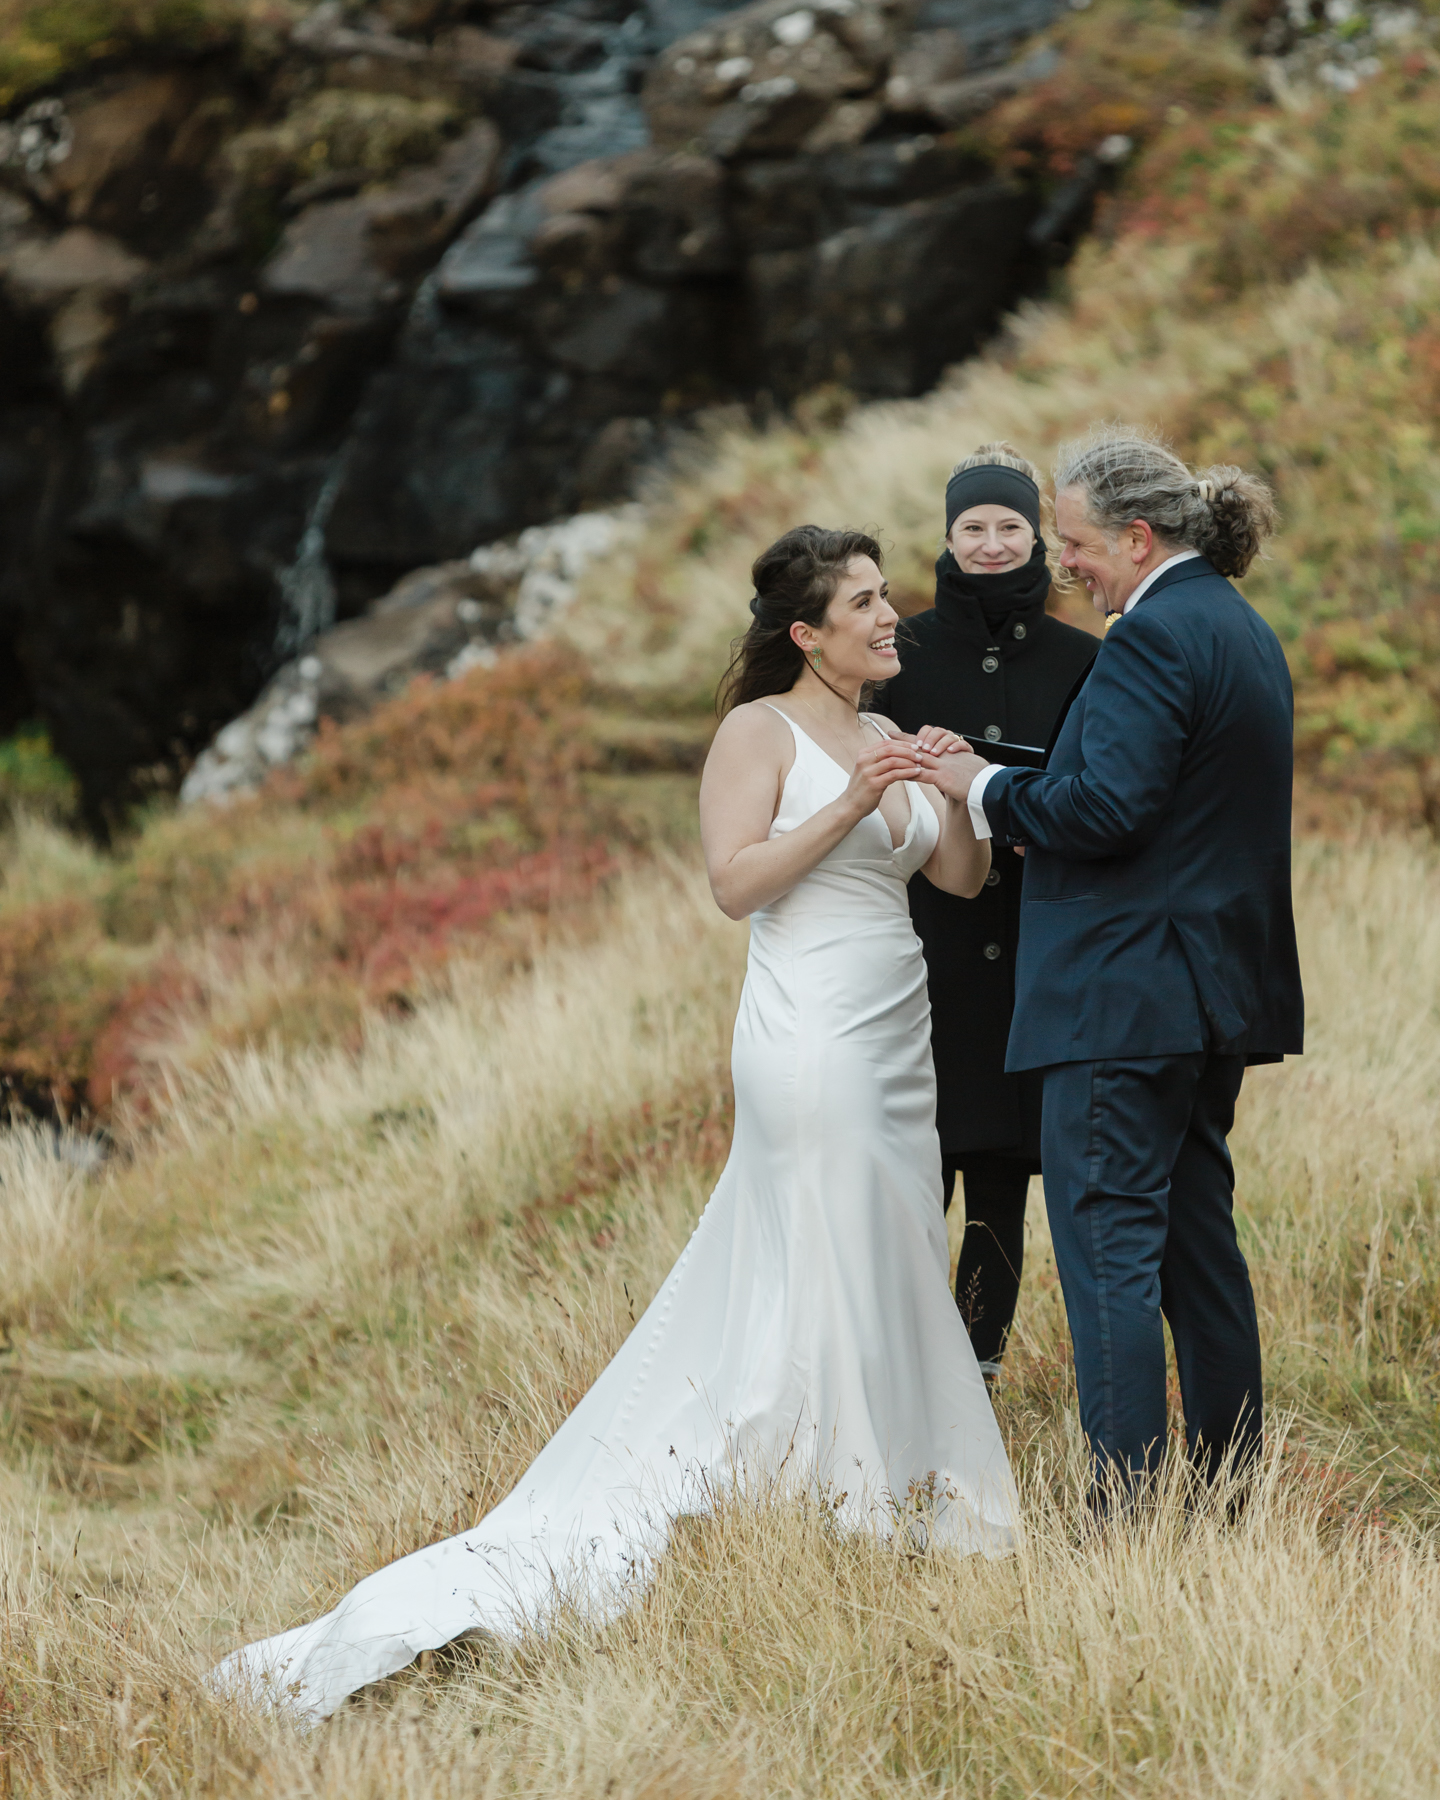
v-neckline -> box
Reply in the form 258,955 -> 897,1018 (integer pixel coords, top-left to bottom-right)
766,704 -> 917,855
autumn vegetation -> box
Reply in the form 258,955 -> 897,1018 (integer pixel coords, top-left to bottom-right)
0,1 -> 1438,1792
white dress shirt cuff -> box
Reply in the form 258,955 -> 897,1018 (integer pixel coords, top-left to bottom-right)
966,760 -> 1005,841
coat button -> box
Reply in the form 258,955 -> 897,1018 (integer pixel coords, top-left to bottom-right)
984,725 -> 1001,741
982,654 -> 1000,673
1013,622 -> 1027,640
983,941 -> 1002,960
985,868 -> 1000,886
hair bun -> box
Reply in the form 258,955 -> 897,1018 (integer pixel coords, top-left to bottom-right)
1053,429 -> 1276,579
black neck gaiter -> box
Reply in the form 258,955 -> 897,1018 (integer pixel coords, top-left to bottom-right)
933,539 -> 1052,636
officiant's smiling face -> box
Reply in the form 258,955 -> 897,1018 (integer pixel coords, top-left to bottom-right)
794,555 -> 900,683
947,503 -> 1035,574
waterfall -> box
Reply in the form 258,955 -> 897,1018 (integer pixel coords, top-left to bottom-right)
275,460 -> 344,655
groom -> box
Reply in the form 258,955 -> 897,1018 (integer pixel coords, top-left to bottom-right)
918,427 -> 1303,1499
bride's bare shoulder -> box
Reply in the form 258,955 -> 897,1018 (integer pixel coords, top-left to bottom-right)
710,700 -> 794,751
703,701 -> 795,790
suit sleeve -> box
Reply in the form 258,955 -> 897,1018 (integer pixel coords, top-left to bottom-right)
979,609 -> 1195,860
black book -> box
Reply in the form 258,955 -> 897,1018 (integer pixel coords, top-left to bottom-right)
963,733 -> 1047,771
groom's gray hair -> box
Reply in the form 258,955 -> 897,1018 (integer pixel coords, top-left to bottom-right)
1053,425 -> 1277,578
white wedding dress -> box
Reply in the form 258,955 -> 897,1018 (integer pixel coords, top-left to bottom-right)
216,709 -> 1018,1720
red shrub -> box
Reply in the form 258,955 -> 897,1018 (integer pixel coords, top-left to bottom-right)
45,644 -> 652,1113
0,899 -> 123,1098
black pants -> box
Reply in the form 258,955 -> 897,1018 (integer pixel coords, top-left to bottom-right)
1041,1050 -> 1262,1491
941,1154 -> 1031,1366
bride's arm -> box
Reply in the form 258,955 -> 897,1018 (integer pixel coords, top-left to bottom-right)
700,704 -> 923,920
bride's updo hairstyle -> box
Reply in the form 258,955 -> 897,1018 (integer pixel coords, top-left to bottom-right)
1053,425 -> 1277,578
718,524 -> 884,714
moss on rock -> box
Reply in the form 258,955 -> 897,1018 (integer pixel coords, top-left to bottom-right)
0,0 -> 262,108
224,85 -> 459,202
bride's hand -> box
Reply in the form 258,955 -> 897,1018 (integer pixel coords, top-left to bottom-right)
913,726 -> 970,761
843,734 -> 924,819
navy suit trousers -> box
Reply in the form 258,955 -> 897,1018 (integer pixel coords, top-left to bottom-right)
1040,1050 -> 1263,1489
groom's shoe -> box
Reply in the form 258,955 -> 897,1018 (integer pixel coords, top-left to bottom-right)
977,1360 -> 1002,1388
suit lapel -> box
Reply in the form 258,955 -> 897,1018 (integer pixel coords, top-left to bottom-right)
1038,559 -> 1216,767
1042,659 -> 1095,766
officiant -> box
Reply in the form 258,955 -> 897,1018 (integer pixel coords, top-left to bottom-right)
880,444 -> 1097,1377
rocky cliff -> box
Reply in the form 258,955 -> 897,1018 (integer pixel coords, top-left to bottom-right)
0,0 -> 1099,827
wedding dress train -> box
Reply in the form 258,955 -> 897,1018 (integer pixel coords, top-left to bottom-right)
216,709 -> 1018,1720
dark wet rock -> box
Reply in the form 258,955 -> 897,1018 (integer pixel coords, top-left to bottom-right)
730,133 -> 989,251
749,177 -> 1033,396
0,227 -> 149,301
25,72 -> 221,258
505,9 -> 617,74
0,226 -> 150,395
533,150 -> 736,278
893,43 -> 1060,128
263,198 -> 408,313
321,261 -> 721,601
24,454 -> 321,826
431,26 -> 522,74
643,0 -> 903,155
914,0 -> 1066,70
321,310 -> 555,587
433,190 -> 546,317
884,27 -> 970,107
260,120 -> 502,312
703,78 -> 835,159
365,120 -> 505,269
290,8 -> 565,138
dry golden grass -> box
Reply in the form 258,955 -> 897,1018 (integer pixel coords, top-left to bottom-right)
0,829 -> 1435,1794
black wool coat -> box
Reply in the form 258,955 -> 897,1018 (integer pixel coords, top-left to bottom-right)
879,579 -> 1098,1163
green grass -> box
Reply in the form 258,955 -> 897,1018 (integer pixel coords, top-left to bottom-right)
0,726 -> 77,819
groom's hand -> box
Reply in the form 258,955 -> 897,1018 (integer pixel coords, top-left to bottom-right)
915,730 -> 991,802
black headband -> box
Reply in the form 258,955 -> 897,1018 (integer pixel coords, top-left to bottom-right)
944,464 -> 1041,536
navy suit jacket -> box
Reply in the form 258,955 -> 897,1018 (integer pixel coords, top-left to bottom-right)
979,557 -> 1304,1073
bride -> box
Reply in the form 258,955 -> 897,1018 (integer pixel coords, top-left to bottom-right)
216,525 -> 1018,1721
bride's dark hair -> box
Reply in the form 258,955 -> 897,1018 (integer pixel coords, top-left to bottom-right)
717,524 -> 884,714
